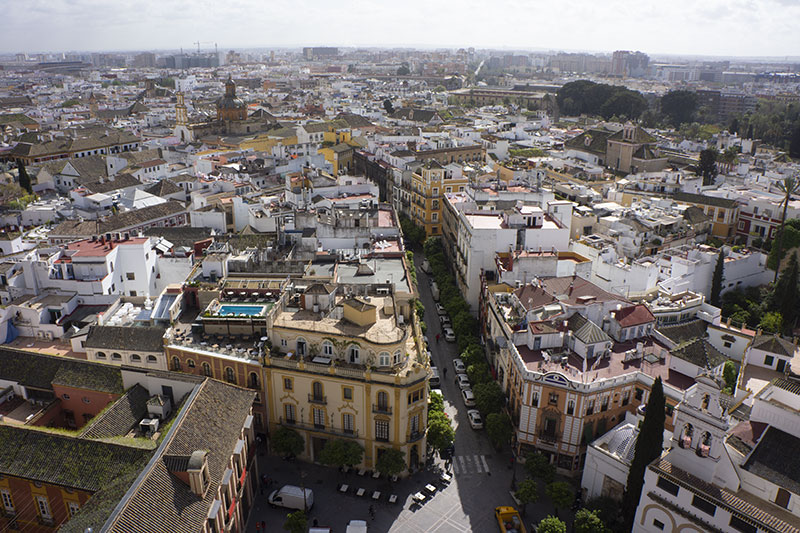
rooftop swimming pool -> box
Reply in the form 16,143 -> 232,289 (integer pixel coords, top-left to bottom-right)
217,305 -> 266,316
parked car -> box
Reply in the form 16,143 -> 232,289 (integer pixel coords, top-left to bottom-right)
421,259 -> 431,274
431,282 -> 440,301
453,358 -> 466,373
429,367 -> 440,387
435,303 -> 446,315
443,327 -> 456,342
455,373 -> 471,390
461,389 -> 475,407
439,315 -> 451,327
467,409 -> 484,429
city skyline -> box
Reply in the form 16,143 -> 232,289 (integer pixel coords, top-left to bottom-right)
2,0 -> 800,58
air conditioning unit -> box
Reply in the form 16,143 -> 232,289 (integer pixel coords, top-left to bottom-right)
139,418 -> 160,436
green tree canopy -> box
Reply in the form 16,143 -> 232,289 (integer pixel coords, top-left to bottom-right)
537,516 -> 567,533
427,411 -> 455,457
515,478 -> 539,517
383,98 -> 394,114
524,451 -> 556,484
473,381 -> 505,415
428,390 -> 444,413
771,252 -> 799,333
622,377 -> 665,531
272,427 -> 304,457
545,481 -> 574,515
485,412 -> 513,449
574,508 -> 608,533
722,360 -> 738,395
660,90 -> 698,127
375,448 -> 406,477
710,250 -> 725,307
556,80 -> 647,119
283,510 -> 307,533
759,311 -> 783,333
17,163 -> 32,194
698,149 -> 718,186
317,439 -> 364,468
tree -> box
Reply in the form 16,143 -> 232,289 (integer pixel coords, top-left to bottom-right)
759,311 -> 783,333
383,98 -> 394,115
375,448 -> 406,477
698,149 -> 718,186
283,510 -> 307,533
710,250 -> 725,307
427,411 -> 455,457
622,377 -> 665,532
272,427 -> 304,458
771,252 -> 799,333
722,360 -> 738,395
524,451 -> 555,484
729,117 -> 740,135
574,508 -> 608,533
746,123 -> 754,140
771,176 -> 800,281
660,90 -> 698,127
317,439 -> 364,469
545,481 -> 573,517
485,412 -> 513,449
17,163 -> 32,195
467,361 -> 491,385
397,65 -> 410,76
473,381 -> 504,415
791,126 -> 800,159
515,478 -> 539,517
537,516 -> 567,533
585,496 -> 626,533
428,390 -> 444,413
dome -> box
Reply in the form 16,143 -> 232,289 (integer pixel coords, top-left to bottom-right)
606,424 -> 639,463
217,96 -> 244,109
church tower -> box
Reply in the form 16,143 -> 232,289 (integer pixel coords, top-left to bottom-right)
175,92 -> 188,127
216,75 -> 246,122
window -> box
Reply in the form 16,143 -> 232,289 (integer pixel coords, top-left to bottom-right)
691,494 -> 717,516
62,393 -> 70,400
775,488 -> 791,509
67,501 -> 80,517
411,413 -> 420,435
665,404 -> 674,416
635,388 -> 644,401
548,392 -> 558,405
249,372 -> 259,389
586,400 -> 594,416
283,377 -> 293,390
407,389 -> 422,405
764,355 -> 774,366
280,339 -> 287,347
284,403 -> 296,423
172,356 -> 181,371
723,341 -> 733,348
322,341 -> 334,356
312,381 -> 324,401
96,351 -> 107,359
313,407 -> 325,429
601,397 -> 609,412
82,397 -> 90,404
343,413 -> 354,434
126,272 -> 135,280
202,362 -> 212,377
622,391 -> 630,406
131,354 -> 141,363
1,490 -> 14,512
147,355 -> 157,363
225,367 -> 236,384
531,391 -> 539,407
567,400 -> 575,415
652,519 -> 665,530
656,476 -> 680,496
394,351 -> 401,364
112,352 -> 122,361
729,516 -> 757,533
375,420 -> 389,441
36,496 -> 52,519
378,391 -> 389,410
187,359 -> 195,368
349,345 -> 360,364
379,352 -> 391,366
343,387 -> 353,401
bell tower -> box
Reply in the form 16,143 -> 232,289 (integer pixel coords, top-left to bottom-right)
175,92 -> 188,126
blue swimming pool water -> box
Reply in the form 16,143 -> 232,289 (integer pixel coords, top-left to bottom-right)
218,305 -> 265,316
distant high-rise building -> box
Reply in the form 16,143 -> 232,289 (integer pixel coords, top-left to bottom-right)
133,52 -> 156,68
303,47 -> 339,60
611,50 -> 649,77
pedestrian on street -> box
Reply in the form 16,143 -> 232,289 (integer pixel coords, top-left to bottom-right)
256,522 -> 261,532
443,367 -> 447,379
436,333 -> 440,343
261,521 -> 266,529
369,505 -> 375,520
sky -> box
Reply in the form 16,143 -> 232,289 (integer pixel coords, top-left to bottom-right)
2,0 -> 799,58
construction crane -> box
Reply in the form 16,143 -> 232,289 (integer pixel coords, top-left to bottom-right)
193,41 -> 217,55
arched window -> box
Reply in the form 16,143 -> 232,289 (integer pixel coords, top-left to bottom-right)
171,357 -> 181,371
225,367 -> 236,384
312,381 -> 324,401
130,354 -> 141,363
202,362 -> 212,377
349,345 -> 360,364
96,352 -> 107,359
322,341 -> 334,356
187,359 -> 195,369
697,432 -> 712,457
378,352 -> 391,367
679,423 -> 694,449
249,372 -> 259,389
377,391 -> 389,410
111,353 -> 122,361
393,350 -> 401,365
147,355 -> 157,363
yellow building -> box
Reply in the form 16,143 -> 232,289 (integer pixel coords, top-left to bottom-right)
411,161 -> 469,237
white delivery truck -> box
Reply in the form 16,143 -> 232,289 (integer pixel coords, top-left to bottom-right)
267,484 -> 314,511
346,520 -> 368,533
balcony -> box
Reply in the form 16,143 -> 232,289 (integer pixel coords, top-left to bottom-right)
308,394 -> 327,405
279,417 -> 359,438
373,404 -> 392,415
408,430 -> 425,443
537,430 -> 561,444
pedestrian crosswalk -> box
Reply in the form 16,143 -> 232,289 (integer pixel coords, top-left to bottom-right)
450,454 -> 491,475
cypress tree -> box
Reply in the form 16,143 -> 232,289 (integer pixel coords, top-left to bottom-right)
18,162 -> 32,194
622,377 -> 666,531
772,252 -> 799,335
710,250 -> 724,307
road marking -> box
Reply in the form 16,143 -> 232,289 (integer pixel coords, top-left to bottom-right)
471,454 -> 481,473
481,455 -> 490,473
452,461 -> 459,474
458,455 -> 466,473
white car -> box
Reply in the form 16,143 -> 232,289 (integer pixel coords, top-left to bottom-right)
467,409 -> 483,429
435,303 -> 446,315
461,389 -> 475,407
453,358 -> 466,373
439,315 -> 451,327
455,373 -> 471,390
443,327 -> 456,342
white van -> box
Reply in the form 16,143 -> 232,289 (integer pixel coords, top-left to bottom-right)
267,485 -> 314,511
429,367 -> 440,387
346,520 -> 368,533
421,259 -> 431,274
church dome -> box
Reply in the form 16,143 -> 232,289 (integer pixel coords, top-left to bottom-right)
217,95 -> 244,109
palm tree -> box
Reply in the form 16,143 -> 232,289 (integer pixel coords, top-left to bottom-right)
773,176 -> 800,282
